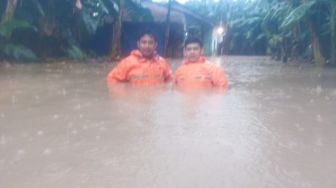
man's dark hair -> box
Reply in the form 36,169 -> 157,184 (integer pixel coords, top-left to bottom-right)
137,29 -> 157,41
184,37 -> 203,48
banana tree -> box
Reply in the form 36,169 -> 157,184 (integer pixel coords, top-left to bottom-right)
108,0 -> 153,59
1,0 -> 18,22
11,0 -> 119,59
280,0 -> 329,65
0,19 -> 37,60
328,1 -> 336,65
109,0 -> 122,59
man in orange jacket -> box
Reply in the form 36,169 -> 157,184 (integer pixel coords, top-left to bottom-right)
106,31 -> 172,84
174,37 -> 228,89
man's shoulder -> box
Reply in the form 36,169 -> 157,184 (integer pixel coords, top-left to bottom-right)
157,55 -> 168,62
119,54 -> 139,64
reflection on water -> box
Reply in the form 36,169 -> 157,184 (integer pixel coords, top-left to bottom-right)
0,57 -> 336,188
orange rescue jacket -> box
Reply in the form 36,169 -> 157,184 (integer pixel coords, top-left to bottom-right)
174,57 -> 228,88
106,50 -> 172,84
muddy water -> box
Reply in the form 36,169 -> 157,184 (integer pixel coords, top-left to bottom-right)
0,57 -> 335,188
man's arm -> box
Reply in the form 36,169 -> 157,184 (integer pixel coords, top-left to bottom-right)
161,58 -> 172,82
106,59 -> 130,83
210,66 -> 228,87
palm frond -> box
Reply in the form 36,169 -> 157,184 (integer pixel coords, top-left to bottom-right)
1,44 -> 37,60
280,0 -> 317,30
0,19 -> 37,39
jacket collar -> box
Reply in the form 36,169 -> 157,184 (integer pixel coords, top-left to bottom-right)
130,50 -> 159,62
182,56 -> 206,65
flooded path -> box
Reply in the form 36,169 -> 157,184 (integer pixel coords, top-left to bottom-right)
0,56 -> 336,188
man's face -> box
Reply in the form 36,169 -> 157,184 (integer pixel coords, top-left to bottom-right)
137,34 -> 157,58
184,43 -> 203,62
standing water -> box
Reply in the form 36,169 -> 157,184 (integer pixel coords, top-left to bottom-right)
0,56 -> 335,188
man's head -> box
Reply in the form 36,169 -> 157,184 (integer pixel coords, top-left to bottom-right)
137,30 -> 157,58
183,37 -> 203,62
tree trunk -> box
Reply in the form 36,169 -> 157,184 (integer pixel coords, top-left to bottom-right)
281,37 -> 288,63
1,0 -> 18,22
330,4 -> 336,65
309,23 -> 325,65
164,0 -> 172,57
109,0 -> 123,60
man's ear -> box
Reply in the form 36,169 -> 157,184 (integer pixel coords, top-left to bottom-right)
137,41 -> 140,48
201,48 -> 204,55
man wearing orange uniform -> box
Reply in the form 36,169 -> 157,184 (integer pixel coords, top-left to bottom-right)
106,31 -> 172,84
174,37 -> 228,89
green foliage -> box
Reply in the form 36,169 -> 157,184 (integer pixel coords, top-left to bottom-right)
79,0 -> 112,35
0,0 -> 333,64
0,18 -> 37,60
65,44 -> 87,60
330,4 -> 336,64
0,19 -> 37,39
1,44 -> 37,60
280,0 -> 317,30
183,0 -> 335,64
124,0 -> 153,21
0,0 -> 6,17
0,0 -> 153,60
80,10 -> 99,35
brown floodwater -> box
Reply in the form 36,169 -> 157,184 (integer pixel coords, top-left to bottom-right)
0,56 -> 335,188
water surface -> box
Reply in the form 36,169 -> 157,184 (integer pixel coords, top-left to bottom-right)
0,56 -> 335,188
